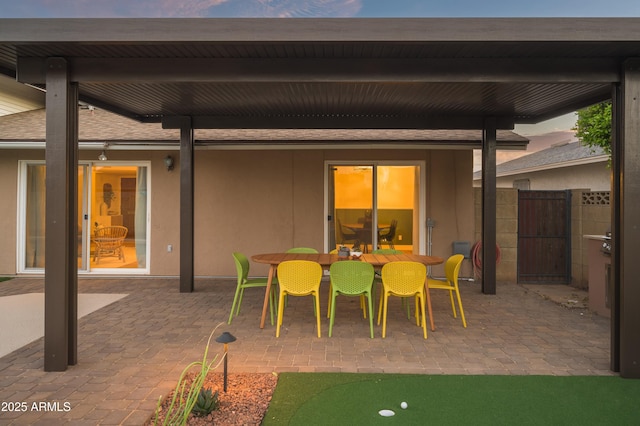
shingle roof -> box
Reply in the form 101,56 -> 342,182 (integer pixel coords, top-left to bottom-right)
0,108 -> 529,147
473,140 -> 607,179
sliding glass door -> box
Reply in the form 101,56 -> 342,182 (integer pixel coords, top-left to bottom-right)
327,162 -> 424,254
90,164 -> 148,271
18,161 -> 149,274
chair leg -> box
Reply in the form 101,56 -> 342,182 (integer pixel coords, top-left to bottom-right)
314,292 -> 322,338
228,284 -> 243,324
448,289 -> 457,318
327,283 -> 332,318
269,286 -> 276,326
365,290 -> 374,339
381,292 -> 389,338
377,289 -> 383,325
418,294 -> 427,339
455,289 -> 467,328
328,291 -> 338,337
276,291 -> 286,337
424,287 -> 435,331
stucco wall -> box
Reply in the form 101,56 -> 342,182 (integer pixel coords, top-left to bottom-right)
1,147 -> 475,278
0,150 -> 20,274
189,148 -> 475,277
494,162 -> 610,191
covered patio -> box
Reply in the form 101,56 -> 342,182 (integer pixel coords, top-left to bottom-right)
0,276 -> 610,424
0,17 -> 639,377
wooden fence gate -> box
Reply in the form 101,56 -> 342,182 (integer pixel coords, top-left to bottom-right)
518,190 -> 571,283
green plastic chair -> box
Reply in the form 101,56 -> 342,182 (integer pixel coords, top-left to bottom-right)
371,249 -> 402,255
329,261 -> 376,338
286,247 -> 319,253
228,252 -> 276,325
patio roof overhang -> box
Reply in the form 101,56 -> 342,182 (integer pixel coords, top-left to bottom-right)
2,18 -> 637,133
1,17 -> 639,378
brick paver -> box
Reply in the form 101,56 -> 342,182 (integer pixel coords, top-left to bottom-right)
0,277 -> 611,424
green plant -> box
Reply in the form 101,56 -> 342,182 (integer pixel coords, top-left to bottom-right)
574,101 -> 612,166
153,324 -> 225,426
191,387 -> 220,417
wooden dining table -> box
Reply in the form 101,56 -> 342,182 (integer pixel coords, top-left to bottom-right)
251,252 -> 444,329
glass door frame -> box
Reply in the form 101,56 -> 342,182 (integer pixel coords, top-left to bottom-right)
16,160 -> 151,275
87,161 -> 151,275
324,160 -> 426,254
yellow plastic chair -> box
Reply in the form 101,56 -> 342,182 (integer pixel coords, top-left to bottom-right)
328,261 -> 375,338
286,247 -> 319,254
228,252 -> 276,325
427,254 -> 467,327
370,249 -> 406,320
379,261 -> 428,339
276,260 -> 323,338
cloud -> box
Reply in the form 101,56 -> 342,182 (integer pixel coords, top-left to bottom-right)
217,0 -> 363,18
13,0 -> 362,18
32,0 -> 225,17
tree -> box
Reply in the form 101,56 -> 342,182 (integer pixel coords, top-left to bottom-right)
573,101 -> 612,163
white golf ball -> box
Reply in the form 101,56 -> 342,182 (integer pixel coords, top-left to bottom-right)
401,402 -> 408,409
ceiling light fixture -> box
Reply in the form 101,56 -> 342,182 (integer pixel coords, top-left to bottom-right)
98,142 -> 108,161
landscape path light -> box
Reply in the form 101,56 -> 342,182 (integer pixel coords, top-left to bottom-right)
215,331 -> 237,393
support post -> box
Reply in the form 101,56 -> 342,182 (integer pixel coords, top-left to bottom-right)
610,83 -> 622,373
179,117 -> 195,292
481,118 -> 497,295
44,57 -> 78,371
618,59 -> 640,378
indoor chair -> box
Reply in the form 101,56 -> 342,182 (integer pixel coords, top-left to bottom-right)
378,219 -> 398,249
228,252 -> 276,325
328,261 -> 376,338
93,225 -> 128,264
336,218 -> 360,246
427,254 -> 466,327
379,261 -> 428,339
276,260 -> 323,338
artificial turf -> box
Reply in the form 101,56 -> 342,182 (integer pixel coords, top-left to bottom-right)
263,373 -> 640,425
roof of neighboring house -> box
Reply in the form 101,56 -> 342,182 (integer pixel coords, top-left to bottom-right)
0,107 -> 529,149
473,140 -> 607,179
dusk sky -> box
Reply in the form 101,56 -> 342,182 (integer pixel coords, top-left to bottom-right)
2,0 -> 640,18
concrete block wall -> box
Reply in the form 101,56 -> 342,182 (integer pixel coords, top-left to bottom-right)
474,187 -> 518,282
572,190 -> 611,290
473,187 -> 610,287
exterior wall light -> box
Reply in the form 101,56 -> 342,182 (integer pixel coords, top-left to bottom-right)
164,155 -> 174,171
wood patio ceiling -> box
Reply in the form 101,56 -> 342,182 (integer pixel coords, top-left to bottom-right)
1,18 -> 640,132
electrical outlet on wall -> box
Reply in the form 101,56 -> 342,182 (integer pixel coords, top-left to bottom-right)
167,244 -> 173,253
